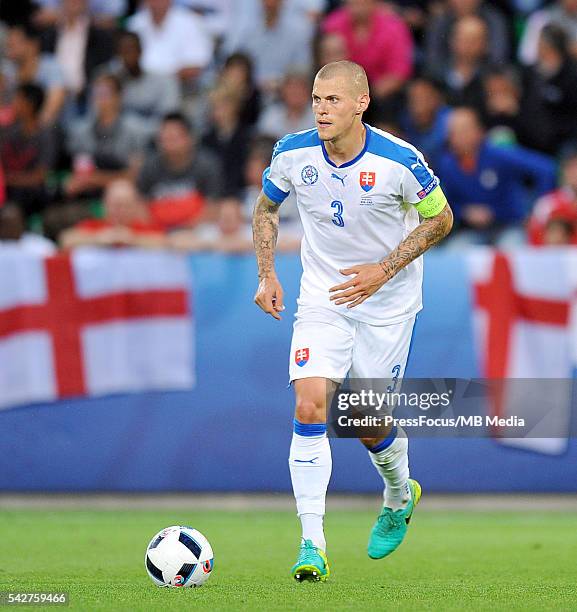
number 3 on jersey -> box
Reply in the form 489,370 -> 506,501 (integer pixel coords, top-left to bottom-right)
331,200 -> 344,227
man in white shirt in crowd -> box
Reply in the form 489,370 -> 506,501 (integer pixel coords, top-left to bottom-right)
128,0 -> 213,84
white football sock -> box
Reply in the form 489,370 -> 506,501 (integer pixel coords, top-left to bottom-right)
300,513 -> 325,551
289,420 -> 332,551
368,426 -> 411,511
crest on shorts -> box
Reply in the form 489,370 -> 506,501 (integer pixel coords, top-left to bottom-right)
359,171 -> 376,192
301,165 -> 318,185
295,348 -> 310,367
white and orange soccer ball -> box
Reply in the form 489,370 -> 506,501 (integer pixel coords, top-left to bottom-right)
145,526 -> 214,588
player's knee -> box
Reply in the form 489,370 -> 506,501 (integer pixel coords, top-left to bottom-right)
294,396 -> 325,424
359,436 -> 382,449
358,425 -> 394,449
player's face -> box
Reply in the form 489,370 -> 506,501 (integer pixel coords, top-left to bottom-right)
312,76 -> 364,142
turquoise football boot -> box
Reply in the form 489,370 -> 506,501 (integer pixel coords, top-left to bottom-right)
291,539 -> 330,582
367,479 -> 422,560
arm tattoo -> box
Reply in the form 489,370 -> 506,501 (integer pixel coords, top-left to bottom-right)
252,191 -> 280,280
379,205 -> 454,279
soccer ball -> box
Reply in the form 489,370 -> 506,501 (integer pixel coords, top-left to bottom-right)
144,525 -> 214,587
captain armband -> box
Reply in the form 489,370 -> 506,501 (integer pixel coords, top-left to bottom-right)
414,186 -> 448,218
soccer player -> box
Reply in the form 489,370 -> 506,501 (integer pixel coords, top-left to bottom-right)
252,61 -> 453,581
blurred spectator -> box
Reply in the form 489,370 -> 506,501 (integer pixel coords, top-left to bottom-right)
322,0 -> 413,101
506,0 -> 549,17
127,0 -> 213,82
224,0 -> 312,95
169,198 -> 253,252
393,1 -> 428,37
314,31 -> 348,71
201,85 -> 251,198
60,178 -> 166,248
0,204 -> 57,254
137,112 -> 222,227
257,71 -> 314,140
106,30 -> 180,131
0,22 -> 6,54
541,218 -> 574,244
519,0 -> 577,65
371,119 -> 404,138
0,162 -> 5,205
41,0 -> 116,107
437,15 -> 490,112
482,65 -> 532,147
240,136 -> 276,216
520,24 -> 577,154
291,0 -> 328,24
425,0 -> 510,70
240,135 -> 301,246
225,0 -> 325,57
170,193 -> 301,253
173,0 -> 231,41
33,0 -> 127,29
0,83 -> 56,218
41,196 -> 94,241
65,73 -> 148,198
400,76 -> 450,166
0,1 -> 36,27
3,23 -> 66,126
527,151 -> 577,245
0,73 -> 13,127
438,107 -> 557,246
216,53 -> 262,128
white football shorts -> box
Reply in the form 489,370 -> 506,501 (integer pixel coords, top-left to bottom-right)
289,306 -> 416,383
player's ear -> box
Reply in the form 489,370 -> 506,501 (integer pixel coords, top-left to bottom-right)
356,93 -> 370,115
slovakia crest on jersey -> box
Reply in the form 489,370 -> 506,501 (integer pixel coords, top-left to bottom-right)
295,348 -> 309,367
359,171 -> 376,192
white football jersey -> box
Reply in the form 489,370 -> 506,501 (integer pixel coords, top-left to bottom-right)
263,124 -> 440,325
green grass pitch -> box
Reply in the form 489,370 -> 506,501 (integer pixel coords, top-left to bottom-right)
1,508 -> 576,611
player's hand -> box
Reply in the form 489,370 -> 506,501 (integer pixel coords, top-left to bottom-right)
329,263 -> 388,308
254,274 -> 285,320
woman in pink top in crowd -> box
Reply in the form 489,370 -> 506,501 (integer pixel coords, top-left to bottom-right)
322,0 -> 414,102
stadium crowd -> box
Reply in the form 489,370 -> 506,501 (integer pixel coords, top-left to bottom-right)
0,0 -> 577,252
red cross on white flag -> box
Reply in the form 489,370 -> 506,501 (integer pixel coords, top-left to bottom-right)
468,250 -> 575,454
0,250 -> 194,410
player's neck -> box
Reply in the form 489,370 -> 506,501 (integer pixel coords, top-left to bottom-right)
324,122 -> 366,167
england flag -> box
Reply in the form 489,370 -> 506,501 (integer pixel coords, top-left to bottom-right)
468,248 -> 576,454
0,248 -> 194,410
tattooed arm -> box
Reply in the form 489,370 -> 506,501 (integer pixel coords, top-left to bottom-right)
252,190 -> 285,320
379,204 -> 454,281
329,203 -> 454,308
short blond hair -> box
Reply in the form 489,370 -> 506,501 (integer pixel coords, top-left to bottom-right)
315,60 -> 369,96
